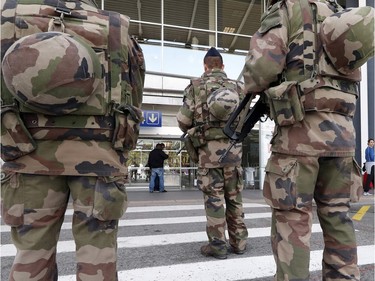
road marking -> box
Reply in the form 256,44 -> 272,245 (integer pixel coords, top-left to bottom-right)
57,245 -> 375,281
352,205 -> 371,221
0,202 -> 267,223
0,212 -> 271,233
126,203 -> 267,213
0,224 -> 323,257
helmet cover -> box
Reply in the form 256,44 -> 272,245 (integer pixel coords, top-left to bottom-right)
2,32 -> 101,115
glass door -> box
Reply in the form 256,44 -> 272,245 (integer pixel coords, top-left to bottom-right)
127,139 -> 197,189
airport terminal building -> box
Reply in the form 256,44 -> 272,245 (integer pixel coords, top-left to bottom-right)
95,0 -> 374,188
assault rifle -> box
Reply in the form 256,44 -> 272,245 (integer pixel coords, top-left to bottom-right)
218,94 -> 269,162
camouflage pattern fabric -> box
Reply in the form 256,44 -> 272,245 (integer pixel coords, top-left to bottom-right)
177,68 -> 248,257
0,0 -> 144,280
207,85 -> 240,122
2,31 -> 102,116
176,69 -> 243,168
243,0 -> 358,157
1,171 -> 127,281
320,6 -> 374,75
243,0 -> 361,279
0,0 -> 145,176
264,154 -> 360,280
198,166 -> 248,255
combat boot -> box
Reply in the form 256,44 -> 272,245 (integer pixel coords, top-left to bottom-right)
228,245 -> 247,255
200,244 -> 227,259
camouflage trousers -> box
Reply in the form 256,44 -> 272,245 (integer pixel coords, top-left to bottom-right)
263,153 -> 361,281
197,166 -> 248,255
1,172 -> 128,281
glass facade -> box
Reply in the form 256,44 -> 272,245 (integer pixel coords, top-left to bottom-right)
94,0 -> 375,189
93,0 -> 268,188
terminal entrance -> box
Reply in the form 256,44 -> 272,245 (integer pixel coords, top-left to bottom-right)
127,139 -> 197,189
127,133 -> 261,189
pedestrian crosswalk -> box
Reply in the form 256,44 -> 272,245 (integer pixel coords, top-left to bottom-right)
1,202 -> 374,280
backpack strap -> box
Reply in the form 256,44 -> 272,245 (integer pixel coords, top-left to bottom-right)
298,0 -> 359,96
299,0 -> 318,80
299,0 -> 342,80
108,11 -> 124,105
48,1 -> 72,32
1,0 -> 17,107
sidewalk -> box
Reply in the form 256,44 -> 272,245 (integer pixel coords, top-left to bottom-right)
127,186 -> 375,212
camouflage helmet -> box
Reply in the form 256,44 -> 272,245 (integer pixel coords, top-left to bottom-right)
2,32 -> 101,115
207,87 -> 239,121
320,6 -> 374,74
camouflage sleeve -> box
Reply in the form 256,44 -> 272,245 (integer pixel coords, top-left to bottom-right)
243,1 -> 289,94
237,81 -> 245,101
176,84 -> 195,133
128,36 -> 145,109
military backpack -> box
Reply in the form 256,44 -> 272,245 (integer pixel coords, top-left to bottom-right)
187,75 -> 243,148
1,0 -> 145,161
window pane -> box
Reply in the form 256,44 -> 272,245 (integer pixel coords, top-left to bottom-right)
217,0 -> 263,37
162,46 -> 207,77
106,0 -> 161,23
164,0 -> 210,30
129,23 -> 161,44
218,33 -> 251,53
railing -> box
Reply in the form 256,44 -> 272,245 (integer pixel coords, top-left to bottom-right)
127,166 -> 198,189
127,166 -> 260,190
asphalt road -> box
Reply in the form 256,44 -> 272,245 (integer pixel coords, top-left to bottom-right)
1,188 -> 374,280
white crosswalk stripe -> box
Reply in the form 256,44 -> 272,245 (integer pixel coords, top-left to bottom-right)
1,202 -> 374,280
0,203 -> 266,233
58,245 -> 375,281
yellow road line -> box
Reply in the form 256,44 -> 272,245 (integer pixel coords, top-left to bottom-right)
352,205 -> 371,221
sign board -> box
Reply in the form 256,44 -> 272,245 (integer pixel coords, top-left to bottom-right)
141,110 -> 162,127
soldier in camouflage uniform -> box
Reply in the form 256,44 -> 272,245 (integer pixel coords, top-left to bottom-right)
0,0 -> 145,280
176,47 -> 248,259
243,0 -> 365,280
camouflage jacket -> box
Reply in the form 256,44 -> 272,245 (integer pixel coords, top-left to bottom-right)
243,0 -> 357,157
176,69 -> 243,168
0,0 -> 145,176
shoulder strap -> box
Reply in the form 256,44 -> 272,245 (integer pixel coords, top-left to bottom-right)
297,0 -> 360,94
108,11 -> 123,105
201,81 -> 210,125
1,0 -> 17,106
299,0 -> 318,80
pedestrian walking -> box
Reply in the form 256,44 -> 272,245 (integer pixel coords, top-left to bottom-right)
147,143 -> 169,193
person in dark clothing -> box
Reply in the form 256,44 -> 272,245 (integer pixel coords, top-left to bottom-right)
147,143 -> 169,193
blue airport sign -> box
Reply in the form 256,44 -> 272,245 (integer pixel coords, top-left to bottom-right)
141,110 -> 162,127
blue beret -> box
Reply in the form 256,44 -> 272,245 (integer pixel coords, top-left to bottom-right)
204,47 -> 222,62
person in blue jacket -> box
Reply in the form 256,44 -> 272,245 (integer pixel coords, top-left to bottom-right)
364,138 -> 374,195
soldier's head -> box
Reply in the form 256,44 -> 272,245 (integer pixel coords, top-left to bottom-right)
204,47 -> 224,71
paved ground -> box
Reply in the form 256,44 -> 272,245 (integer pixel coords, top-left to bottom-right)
3,185 -> 373,280
127,186 -> 375,212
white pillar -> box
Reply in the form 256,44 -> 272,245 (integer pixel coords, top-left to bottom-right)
208,0 -> 216,47
359,0 -> 369,164
258,119 -> 274,190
